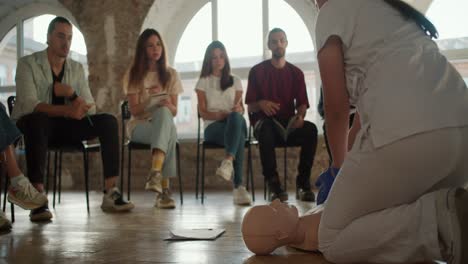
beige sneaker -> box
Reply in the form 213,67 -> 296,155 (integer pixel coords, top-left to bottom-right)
145,170 -> 162,193
101,187 -> 134,212
155,188 -> 175,209
436,188 -> 468,264
8,176 -> 48,210
216,159 -> 233,181
233,186 -> 252,206
0,212 -> 11,231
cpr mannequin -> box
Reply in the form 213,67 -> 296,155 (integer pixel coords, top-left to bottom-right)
241,199 -> 322,255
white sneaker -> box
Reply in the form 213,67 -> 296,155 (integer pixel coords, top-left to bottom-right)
233,186 -> 252,206
145,170 -> 162,193
0,212 -> 11,231
216,159 -> 233,181
435,188 -> 468,264
8,176 -> 48,210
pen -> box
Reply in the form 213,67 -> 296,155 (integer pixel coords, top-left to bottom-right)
86,114 -> 94,127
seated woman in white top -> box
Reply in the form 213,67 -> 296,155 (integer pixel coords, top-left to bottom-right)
242,1 -> 468,263
123,28 -> 183,209
195,41 -> 252,205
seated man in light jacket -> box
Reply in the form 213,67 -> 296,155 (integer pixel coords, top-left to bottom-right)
11,16 -> 133,221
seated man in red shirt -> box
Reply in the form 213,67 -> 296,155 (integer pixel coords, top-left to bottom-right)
246,28 -> 318,202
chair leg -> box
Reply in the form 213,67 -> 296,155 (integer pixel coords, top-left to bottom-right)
83,150 -> 90,213
52,151 -> 58,208
284,147 -> 287,192
249,149 -> 255,202
58,151 -> 63,204
195,142 -> 200,200
127,146 -> 131,201
120,141 -> 125,193
2,173 -> 7,212
201,146 -> 206,204
45,151 -> 50,194
10,202 -> 14,223
176,143 -> 183,205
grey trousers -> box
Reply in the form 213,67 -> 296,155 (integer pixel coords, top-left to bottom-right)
131,107 -> 177,178
319,126 -> 468,263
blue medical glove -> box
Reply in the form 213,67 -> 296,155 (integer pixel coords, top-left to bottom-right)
315,167 -> 340,205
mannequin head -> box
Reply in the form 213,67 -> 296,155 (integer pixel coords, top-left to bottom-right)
241,199 -> 300,255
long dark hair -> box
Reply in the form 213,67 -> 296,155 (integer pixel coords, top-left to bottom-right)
383,0 -> 438,39
200,41 -> 234,91
128,28 -> 170,90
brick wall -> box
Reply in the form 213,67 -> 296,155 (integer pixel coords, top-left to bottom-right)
40,135 -> 329,192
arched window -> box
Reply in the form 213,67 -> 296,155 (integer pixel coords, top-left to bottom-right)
426,0 -> 468,85
0,26 -> 17,87
426,0 -> 468,50
0,14 -> 88,109
23,14 -> 88,73
174,0 -> 319,138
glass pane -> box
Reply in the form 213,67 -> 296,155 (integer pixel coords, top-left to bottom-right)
0,26 -> 17,87
23,14 -> 88,73
0,26 -> 17,109
174,78 -> 199,138
174,3 -> 212,73
451,61 -> 468,88
269,0 -> 315,60
426,0 -> 468,50
218,0 -> 263,68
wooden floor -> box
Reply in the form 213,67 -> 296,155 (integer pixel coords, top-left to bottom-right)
0,190 -> 331,264
0,191 -> 446,264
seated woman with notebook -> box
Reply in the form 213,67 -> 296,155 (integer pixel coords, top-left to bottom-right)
123,28 -> 183,209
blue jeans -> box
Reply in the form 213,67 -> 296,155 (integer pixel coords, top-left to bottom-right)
204,112 -> 247,187
0,105 -> 21,152
131,107 -> 177,178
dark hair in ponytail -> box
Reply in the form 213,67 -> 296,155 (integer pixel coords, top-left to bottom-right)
383,0 -> 438,39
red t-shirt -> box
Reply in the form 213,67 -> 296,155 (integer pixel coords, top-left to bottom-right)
245,60 -> 309,125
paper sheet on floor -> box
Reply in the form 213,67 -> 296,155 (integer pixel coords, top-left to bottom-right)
165,228 -> 225,241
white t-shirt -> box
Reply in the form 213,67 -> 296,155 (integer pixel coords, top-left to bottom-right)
195,75 -> 243,129
316,0 -> 468,148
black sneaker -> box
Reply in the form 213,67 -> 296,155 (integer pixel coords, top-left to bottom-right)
296,177 -> 315,202
268,178 -> 288,202
296,187 -> 315,202
101,187 -> 134,212
30,204 -> 53,222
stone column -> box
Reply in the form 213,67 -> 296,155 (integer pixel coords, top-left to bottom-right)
59,0 -> 154,114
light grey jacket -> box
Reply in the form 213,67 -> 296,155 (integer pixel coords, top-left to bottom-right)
11,49 -> 96,120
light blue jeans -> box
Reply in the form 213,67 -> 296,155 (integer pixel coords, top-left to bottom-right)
131,107 -> 177,178
204,112 -> 247,187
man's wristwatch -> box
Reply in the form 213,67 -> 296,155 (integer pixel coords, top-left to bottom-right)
68,91 -> 78,102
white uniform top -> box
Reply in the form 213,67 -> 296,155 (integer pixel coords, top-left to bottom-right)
195,74 -> 243,129
315,0 -> 468,148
